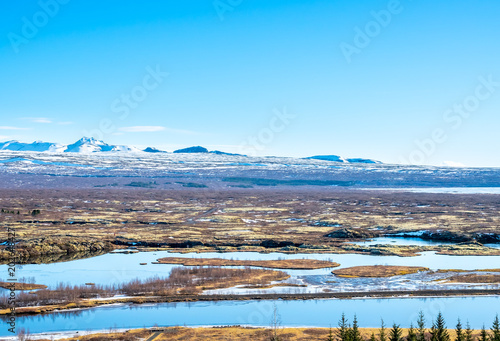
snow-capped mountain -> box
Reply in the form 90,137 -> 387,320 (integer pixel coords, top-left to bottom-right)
0,137 -> 382,163
0,140 -> 66,152
306,155 -> 348,163
173,146 -> 209,153
143,147 -> 166,153
64,137 -> 140,153
0,137 -> 140,153
346,158 -> 382,164
74,137 -> 142,152
64,137 -> 112,153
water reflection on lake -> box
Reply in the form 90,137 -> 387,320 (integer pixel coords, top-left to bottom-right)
2,296 -> 499,337
1,249 -> 499,287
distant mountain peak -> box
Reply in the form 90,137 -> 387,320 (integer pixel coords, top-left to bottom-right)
0,137 -> 382,163
0,137 -> 139,153
173,146 -> 208,153
346,158 -> 382,164
0,140 -> 65,153
64,137 -> 111,153
306,155 -> 347,163
76,136 -> 106,145
143,147 -> 166,153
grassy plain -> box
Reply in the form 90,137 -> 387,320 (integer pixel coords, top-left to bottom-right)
1,188 -> 499,262
54,327 -> 487,341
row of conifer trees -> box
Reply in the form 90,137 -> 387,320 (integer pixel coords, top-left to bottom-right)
325,312 -> 500,341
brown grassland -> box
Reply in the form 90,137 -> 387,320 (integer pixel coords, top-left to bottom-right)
155,257 -> 340,269
1,188 -> 500,263
436,269 -> 500,273
444,274 -> 500,283
0,281 -> 47,290
54,327 -> 486,341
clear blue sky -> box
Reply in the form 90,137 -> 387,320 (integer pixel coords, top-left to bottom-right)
1,0 -> 499,166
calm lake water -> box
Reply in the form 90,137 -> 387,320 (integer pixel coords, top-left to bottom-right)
1,296 -> 498,336
350,237 -> 455,246
2,249 -> 500,287
351,236 -> 500,248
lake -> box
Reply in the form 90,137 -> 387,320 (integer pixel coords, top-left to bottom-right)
2,296 -> 499,337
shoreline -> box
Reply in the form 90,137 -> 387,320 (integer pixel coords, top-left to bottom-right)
0,324 -> 496,341
2,288 -> 499,316
3,241 -> 500,266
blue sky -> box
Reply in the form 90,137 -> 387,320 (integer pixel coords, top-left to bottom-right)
0,0 -> 499,166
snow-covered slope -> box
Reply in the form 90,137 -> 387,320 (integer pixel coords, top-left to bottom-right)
306,155 -> 382,164
346,158 -> 382,164
0,138 -> 382,163
0,140 -> 66,152
143,147 -> 166,153
306,155 -> 348,163
64,137 -> 113,153
0,149 -> 497,190
0,137 -> 141,153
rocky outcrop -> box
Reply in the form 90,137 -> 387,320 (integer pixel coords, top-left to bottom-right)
420,231 -> 471,243
0,237 -> 114,264
325,228 -> 379,239
472,233 -> 500,244
260,240 -> 296,248
394,230 -> 500,245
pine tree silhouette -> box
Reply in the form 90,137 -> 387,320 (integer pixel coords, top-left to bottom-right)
390,324 -> 403,341
491,315 -> 500,341
430,313 -> 450,341
456,319 -> 465,341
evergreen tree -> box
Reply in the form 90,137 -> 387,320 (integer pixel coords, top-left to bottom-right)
491,315 -> 500,341
480,325 -> 488,341
370,332 -> 377,341
431,322 -> 438,341
350,315 -> 362,341
380,319 -> 387,341
456,319 -> 465,341
417,311 -> 427,341
327,327 -> 335,341
430,313 -> 450,341
338,313 -> 350,341
465,321 -> 474,341
408,323 -> 417,341
390,324 -> 403,341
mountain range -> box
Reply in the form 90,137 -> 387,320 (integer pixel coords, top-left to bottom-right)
0,137 -> 382,164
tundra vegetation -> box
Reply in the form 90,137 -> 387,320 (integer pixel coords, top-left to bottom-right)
1,189 -> 499,263
331,266 -> 430,278
155,257 -> 340,269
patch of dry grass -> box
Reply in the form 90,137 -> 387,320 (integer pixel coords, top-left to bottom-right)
155,257 -> 340,269
0,282 -> 47,290
444,274 -> 500,283
332,265 -> 429,278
